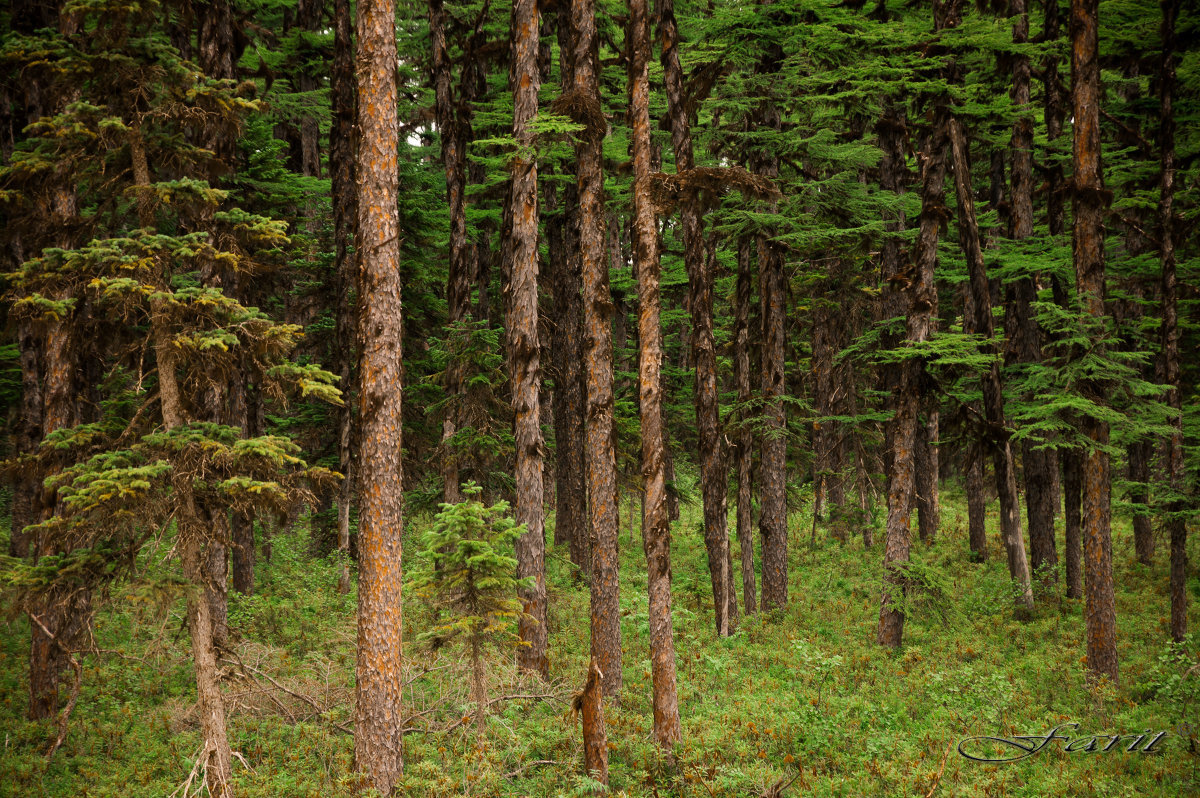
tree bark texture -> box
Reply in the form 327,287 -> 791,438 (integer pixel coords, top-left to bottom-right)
580,658 -> 609,786
950,117 -> 1035,617
1063,450 -> 1084,599
571,0 -> 622,696
354,0 -> 407,787
660,0 -> 736,636
630,0 -> 682,746
1071,0 -> 1119,684
915,408 -> 939,545
509,0 -> 549,679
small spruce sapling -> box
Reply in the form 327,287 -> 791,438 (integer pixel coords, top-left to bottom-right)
410,484 -> 532,735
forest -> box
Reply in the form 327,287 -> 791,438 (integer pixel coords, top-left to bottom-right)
0,0 -> 1198,794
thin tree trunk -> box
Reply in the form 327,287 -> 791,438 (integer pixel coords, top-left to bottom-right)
966,443 -> 988,561
1008,0 -> 1060,587
733,237 -> 758,615
660,0 -> 735,635
570,0 -> 622,697
354,0 -> 406,787
580,658 -> 608,786
915,409 -> 939,545
332,0 -> 357,596
950,118 -> 1034,617
1063,450 -> 1083,598
1071,0 -> 1118,684
509,0 -> 549,679
1128,439 -> 1154,566
1158,0 -> 1186,643
429,0 -> 471,504
630,0 -> 681,745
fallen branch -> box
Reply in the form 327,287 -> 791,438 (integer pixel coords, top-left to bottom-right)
924,739 -> 955,798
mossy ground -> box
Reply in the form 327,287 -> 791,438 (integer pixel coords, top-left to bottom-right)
1,479 -> 1198,797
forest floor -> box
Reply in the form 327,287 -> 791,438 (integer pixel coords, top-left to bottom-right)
1,476 -> 1198,797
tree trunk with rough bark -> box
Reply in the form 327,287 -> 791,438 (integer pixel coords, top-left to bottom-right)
354,0 -> 406,787
733,237 -> 757,615
659,0 -> 736,636
570,0 -> 622,697
509,0 -> 548,679
630,0 -> 682,745
1071,0 -> 1119,684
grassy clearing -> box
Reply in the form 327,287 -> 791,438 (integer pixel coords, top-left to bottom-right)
1,480 -> 1198,797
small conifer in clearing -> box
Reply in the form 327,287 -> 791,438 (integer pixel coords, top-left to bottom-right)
410,483 -> 532,736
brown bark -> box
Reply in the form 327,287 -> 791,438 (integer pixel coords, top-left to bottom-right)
429,0 -> 472,504
1158,0 -> 1185,643
660,0 -> 736,635
966,444 -> 988,562
630,0 -> 682,746
509,0 -> 549,679
580,658 -> 608,786
733,237 -> 757,614
354,0 -> 406,787
1044,0 -> 1067,237
1071,0 -> 1118,684
878,82 -> 952,648
570,0 -> 622,696
229,383 -> 254,596
950,118 -> 1034,617
1009,0 -> 1059,585
876,104 -> 908,499
332,0 -> 358,596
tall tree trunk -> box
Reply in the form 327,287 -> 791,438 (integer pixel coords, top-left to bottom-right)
950,118 -> 1035,617
570,0 -> 622,696
966,443 -> 988,561
1128,439 -> 1154,565
152,264 -> 233,797
354,0 -> 406,787
660,0 -> 736,635
429,0 -> 471,504
1071,0 -> 1118,684
877,82 -> 952,648
1158,0 -> 1185,643
876,104 -> 908,501
1010,0 -> 1059,586
733,236 -> 758,614
332,0 -> 358,596
631,0 -> 682,745
1063,451 -> 1084,598
509,0 -> 549,679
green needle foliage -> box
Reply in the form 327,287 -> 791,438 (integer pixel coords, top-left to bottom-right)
410,483 -> 532,735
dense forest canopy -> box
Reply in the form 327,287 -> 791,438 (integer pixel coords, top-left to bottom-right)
1,0 -> 1198,794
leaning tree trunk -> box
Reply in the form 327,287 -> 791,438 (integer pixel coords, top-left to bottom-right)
509,0 -> 549,679
1158,0 -> 1186,643
950,118 -> 1035,617
354,0 -> 406,788
1071,0 -> 1119,685
659,0 -> 736,636
570,0 -> 622,696
630,0 -> 682,746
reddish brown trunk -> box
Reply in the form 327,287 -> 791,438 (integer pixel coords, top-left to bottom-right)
1071,0 -> 1118,684
1063,450 -> 1083,598
571,0 -> 622,696
354,0 -> 406,787
733,237 -> 758,614
580,658 -> 608,785
630,0 -> 682,745
509,0 -> 548,679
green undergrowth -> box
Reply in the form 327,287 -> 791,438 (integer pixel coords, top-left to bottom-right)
1,476 -> 1198,797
